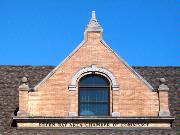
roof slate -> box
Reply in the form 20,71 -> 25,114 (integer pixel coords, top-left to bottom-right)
0,66 -> 179,135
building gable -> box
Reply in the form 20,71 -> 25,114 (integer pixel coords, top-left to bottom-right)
14,11 -> 174,129
34,13 -> 153,92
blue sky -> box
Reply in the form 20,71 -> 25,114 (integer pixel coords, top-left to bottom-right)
0,0 -> 179,66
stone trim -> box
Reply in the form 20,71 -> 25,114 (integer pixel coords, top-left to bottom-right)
159,111 -> 170,117
18,77 -> 29,91
13,116 -> 175,129
17,111 -> 29,117
68,112 -> 78,117
13,116 -> 175,122
33,39 -> 86,90
68,65 -> 119,91
100,40 -> 154,91
158,84 -> 169,91
18,84 -> 29,91
111,112 -> 120,117
84,11 -> 103,33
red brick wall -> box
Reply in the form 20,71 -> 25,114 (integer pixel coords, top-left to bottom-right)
20,32 -> 159,117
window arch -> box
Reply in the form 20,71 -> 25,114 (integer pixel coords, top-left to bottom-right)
68,65 -> 119,91
78,74 -> 110,116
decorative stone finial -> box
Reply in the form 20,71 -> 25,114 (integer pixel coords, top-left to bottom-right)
19,77 -> 29,91
159,78 -> 166,83
22,77 -> 28,83
158,78 -> 169,91
91,11 -> 96,21
85,11 -> 103,33
158,78 -> 170,116
159,111 -> 170,116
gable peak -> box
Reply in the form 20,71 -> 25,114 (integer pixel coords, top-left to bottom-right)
85,11 -> 103,33
91,11 -> 96,20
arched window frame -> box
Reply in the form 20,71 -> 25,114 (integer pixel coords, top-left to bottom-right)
68,65 -> 119,91
78,74 -> 110,116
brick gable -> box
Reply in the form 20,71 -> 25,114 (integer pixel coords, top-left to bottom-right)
23,31 -> 159,117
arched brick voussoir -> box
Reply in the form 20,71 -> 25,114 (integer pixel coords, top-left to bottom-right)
68,65 -> 119,91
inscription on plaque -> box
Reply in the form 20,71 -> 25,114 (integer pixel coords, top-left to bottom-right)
17,121 -> 171,128
39,122 -> 149,128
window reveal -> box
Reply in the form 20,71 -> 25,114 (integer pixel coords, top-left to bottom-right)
79,74 -> 110,116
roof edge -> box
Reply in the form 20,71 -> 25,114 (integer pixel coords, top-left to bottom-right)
34,40 -> 86,90
101,40 -> 154,91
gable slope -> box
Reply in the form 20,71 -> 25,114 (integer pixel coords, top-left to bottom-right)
34,37 -> 154,91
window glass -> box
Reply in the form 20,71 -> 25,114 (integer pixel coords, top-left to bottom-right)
79,75 -> 109,86
79,74 -> 109,116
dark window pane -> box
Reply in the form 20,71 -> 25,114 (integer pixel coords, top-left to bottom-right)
80,88 -> 109,102
79,74 -> 109,86
80,103 -> 108,116
79,74 -> 109,116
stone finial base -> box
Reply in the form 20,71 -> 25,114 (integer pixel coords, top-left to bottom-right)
68,112 -> 78,117
17,111 -> 29,117
159,111 -> 170,116
111,112 -> 120,117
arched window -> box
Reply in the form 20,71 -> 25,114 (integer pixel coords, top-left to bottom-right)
79,74 -> 110,116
